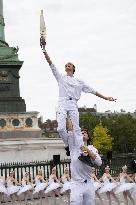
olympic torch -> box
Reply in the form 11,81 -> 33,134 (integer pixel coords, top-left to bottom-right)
40,10 -> 46,49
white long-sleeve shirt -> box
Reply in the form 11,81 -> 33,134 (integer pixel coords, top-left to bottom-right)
50,64 -> 96,101
68,132 -> 102,182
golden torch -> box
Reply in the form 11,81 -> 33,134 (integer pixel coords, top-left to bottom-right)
40,10 -> 46,49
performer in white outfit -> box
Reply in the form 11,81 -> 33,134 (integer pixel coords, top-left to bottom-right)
90,167 -> 102,201
131,172 -> 136,202
0,176 -> 8,204
68,127 -> 102,205
98,166 -> 120,205
33,169 -> 48,205
17,171 -> 34,205
115,165 -> 135,205
60,167 -> 71,204
44,167 -> 62,205
41,43 -> 116,158
6,171 -> 21,205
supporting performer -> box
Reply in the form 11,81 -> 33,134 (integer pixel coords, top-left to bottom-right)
68,127 -> 102,205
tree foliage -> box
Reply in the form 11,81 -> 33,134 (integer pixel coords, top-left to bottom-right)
79,113 -> 136,153
92,121 -> 112,154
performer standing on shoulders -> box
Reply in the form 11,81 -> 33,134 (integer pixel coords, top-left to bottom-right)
40,43 -> 116,155
40,10 -> 116,165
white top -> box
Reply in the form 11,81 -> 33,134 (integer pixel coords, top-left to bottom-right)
61,176 -> 70,183
35,177 -> 41,186
6,178 -> 14,187
69,131 -> 102,182
21,179 -> 27,186
0,178 -> 5,186
50,64 -> 96,101
102,175 -> 110,184
120,176 -> 126,184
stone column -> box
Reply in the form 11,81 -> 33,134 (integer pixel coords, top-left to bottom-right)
0,0 -> 5,42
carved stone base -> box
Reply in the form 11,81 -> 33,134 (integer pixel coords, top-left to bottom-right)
0,112 -> 41,138
0,97 -> 26,112
0,130 -> 41,138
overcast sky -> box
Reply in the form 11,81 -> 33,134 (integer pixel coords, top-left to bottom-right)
3,0 -> 136,120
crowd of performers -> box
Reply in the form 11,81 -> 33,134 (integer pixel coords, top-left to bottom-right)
0,167 -> 70,205
0,165 -> 135,205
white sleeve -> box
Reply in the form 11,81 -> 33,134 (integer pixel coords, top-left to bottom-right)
88,145 -> 102,167
82,81 -> 97,94
94,154 -> 102,167
49,63 -> 62,83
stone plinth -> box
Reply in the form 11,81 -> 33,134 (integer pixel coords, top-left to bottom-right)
0,112 -> 41,138
0,138 -> 67,163
0,61 -> 26,112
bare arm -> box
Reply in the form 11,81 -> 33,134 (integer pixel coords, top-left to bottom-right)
116,174 -> 121,182
109,175 -> 116,182
126,174 -> 134,182
94,175 -> 101,183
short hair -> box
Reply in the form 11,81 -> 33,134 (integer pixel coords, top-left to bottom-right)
73,64 -> 75,74
65,62 -> 75,74
81,128 -> 91,145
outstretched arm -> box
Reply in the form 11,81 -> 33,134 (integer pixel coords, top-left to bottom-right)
95,91 -> 116,101
82,82 -> 116,101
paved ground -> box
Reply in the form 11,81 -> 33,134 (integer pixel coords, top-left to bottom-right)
3,193 -> 135,205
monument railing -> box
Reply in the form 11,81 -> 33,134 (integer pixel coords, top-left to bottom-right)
0,154 -> 135,181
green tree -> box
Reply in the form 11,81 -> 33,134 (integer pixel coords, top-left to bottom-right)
105,114 -> 136,153
79,113 -> 136,153
80,113 -> 99,139
92,121 -> 113,154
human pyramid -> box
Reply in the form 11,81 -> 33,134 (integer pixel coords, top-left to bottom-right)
39,10 -> 119,205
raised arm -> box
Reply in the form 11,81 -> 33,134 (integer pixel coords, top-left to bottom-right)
42,49 -> 52,65
41,47 -> 62,82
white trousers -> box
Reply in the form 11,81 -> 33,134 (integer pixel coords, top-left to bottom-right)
56,99 -> 83,148
70,181 -> 95,205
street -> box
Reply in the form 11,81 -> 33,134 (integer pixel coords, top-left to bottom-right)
4,193 -> 135,205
